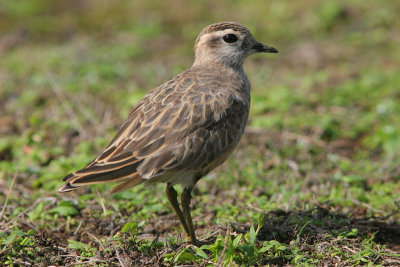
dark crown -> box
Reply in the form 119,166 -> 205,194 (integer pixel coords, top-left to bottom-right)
200,22 -> 249,35
195,22 -> 249,45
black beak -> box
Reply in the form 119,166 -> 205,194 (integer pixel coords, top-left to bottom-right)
252,42 -> 278,53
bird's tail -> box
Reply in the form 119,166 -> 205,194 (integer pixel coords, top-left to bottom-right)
58,158 -> 145,193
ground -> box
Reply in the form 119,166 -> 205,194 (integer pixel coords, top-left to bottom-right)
0,0 -> 400,266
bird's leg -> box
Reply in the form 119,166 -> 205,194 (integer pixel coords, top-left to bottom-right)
181,186 -> 200,246
166,184 -> 190,237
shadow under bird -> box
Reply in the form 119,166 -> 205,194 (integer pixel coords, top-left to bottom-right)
59,22 -> 277,246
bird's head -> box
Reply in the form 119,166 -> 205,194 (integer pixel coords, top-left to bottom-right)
193,22 -> 277,69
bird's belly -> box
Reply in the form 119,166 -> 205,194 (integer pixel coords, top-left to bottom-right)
145,171 -> 198,188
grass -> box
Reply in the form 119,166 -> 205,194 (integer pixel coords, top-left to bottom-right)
1,0 -> 400,265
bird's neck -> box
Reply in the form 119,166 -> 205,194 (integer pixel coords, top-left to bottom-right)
192,52 -> 245,72
192,59 -> 244,74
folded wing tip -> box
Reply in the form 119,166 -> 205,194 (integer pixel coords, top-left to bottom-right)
62,173 -> 75,182
58,183 -> 77,193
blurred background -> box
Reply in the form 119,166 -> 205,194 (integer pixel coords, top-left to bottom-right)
0,0 -> 399,264
1,0 -> 399,191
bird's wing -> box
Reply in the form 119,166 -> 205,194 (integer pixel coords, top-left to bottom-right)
59,68 -> 249,192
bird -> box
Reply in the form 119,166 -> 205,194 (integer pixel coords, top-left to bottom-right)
58,22 -> 277,246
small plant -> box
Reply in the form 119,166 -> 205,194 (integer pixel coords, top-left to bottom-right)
197,213 -> 289,265
0,229 -> 36,265
68,240 -> 98,258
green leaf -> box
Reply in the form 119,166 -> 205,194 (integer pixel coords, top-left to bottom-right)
163,252 -> 175,262
260,240 -> 287,253
256,212 -> 267,234
49,200 -> 79,216
233,234 -> 243,248
26,229 -> 35,235
277,244 -> 287,250
122,222 -> 138,233
49,206 -> 79,216
249,223 -> 257,244
201,235 -> 224,261
294,254 -> 303,263
68,240 -> 88,250
174,249 -> 196,263
239,244 -> 255,258
4,232 -> 17,245
29,202 -> 46,221
194,247 -> 208,259
260,241 -> 274,253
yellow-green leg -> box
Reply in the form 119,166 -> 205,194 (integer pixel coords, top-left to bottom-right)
181,186 -> 200,246
166,184 -> 190,238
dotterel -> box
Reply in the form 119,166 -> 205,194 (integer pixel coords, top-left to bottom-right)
59,22 -> 278,246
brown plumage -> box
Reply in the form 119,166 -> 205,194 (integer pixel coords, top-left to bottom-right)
59,22 -> 277,246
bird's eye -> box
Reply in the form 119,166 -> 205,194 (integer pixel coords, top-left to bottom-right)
223,34 -> 238,43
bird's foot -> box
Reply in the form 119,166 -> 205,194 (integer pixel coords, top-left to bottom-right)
189,237 -> 214,247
